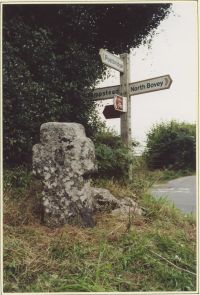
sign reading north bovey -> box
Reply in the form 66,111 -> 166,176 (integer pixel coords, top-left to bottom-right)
129,75 -> 172,96
113,95 -> 127,112
99,49 -> 124,73
93,75 -> 172,100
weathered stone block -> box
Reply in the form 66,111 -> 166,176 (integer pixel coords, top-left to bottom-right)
91,188 -> 142,216
33,122 -> 142,228
33,122 -> 97,227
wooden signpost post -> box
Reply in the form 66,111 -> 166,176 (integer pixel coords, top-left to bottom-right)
120,53 -> 133,180
96,48 -> 173,179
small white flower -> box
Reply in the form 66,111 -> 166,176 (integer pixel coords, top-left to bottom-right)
175,255 -> 181,261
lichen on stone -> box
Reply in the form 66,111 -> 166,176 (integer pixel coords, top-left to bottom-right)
33,122 -> 97,227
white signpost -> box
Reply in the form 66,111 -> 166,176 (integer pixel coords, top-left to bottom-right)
93,85 -> 120,101
96,48 -> 173,179
99,49 -> 124,73
129,75 -> 173,96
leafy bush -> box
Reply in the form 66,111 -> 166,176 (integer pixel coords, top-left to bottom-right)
143,121 -> 196,170
93,131 -> 136,181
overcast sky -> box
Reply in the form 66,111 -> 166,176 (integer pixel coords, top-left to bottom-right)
95,1 -> 198,153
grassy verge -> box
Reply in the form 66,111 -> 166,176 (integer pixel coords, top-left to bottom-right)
132,156 -> 195,184
3,167 -> 196,292
151,169 -> 195,183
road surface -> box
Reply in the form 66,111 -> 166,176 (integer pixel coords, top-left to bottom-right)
150,175 -> 196,214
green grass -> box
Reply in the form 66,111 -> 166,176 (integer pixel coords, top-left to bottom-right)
3,166 -> 196,292
154,169 -> 195,183
132,156 -> 195,184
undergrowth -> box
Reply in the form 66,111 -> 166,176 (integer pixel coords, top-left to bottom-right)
3,166 -> 196,292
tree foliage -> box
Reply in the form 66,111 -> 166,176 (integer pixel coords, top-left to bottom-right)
144,121 -> 196,171
3,4 -> 171,165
